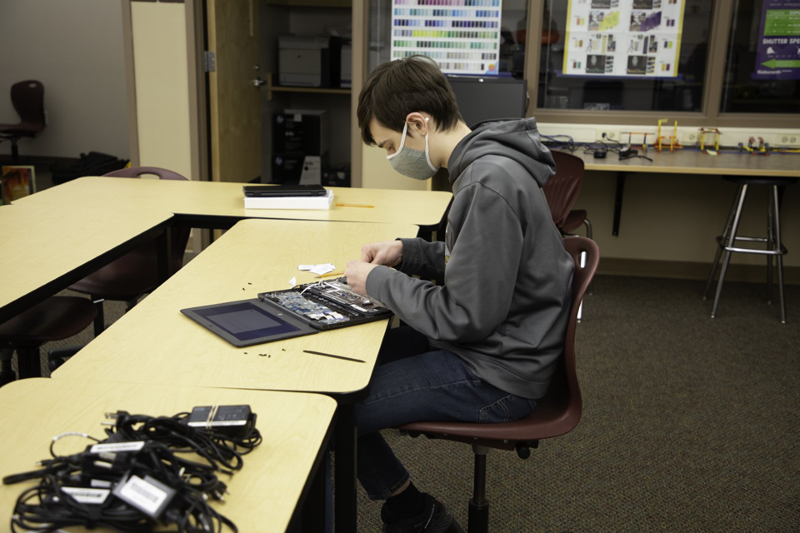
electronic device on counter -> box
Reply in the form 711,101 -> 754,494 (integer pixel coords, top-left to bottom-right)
181,278 -> 391,347
259,277 -> 391,330
243,184 -> 327,197
278,36 -> 342,88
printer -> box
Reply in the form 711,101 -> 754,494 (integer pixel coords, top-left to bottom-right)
278,36 -> 342,88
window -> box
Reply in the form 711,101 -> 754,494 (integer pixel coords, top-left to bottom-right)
720,0 -> 800,114
537,0 -> 714,112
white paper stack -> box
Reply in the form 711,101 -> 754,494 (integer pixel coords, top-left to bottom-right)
244,190 -> 334,210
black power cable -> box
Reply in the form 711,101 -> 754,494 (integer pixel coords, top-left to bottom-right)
4,407 -> 262,533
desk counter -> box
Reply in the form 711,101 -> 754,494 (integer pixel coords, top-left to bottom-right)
54,218 -> 419,395
568,149 -> 800,177
0,203 -> 171,323
0,378 -> 336,532
14,177 -> 454,229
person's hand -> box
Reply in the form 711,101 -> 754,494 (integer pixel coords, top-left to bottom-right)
361,240 -> 403,267
345,260 -> 378,296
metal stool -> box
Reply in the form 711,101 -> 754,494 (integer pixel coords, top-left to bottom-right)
704,176 -> 797,323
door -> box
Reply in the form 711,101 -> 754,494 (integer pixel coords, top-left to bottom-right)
206,0 -> 261,183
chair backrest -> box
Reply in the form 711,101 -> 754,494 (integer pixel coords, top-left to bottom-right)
103,166 -> 187,181
542,151 -> 585,230
541,236 -> 599,437
10,80 -> 45,129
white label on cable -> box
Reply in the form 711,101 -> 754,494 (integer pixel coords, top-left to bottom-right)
90,441 -> 145,453
117,475 -> 169,516
187,419 -> 247,427
91,479 -> 113,489
293,114 -> 302,122
61,487 -> 110,505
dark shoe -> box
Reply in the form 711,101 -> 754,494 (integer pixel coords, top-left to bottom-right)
382,493 -> 453,533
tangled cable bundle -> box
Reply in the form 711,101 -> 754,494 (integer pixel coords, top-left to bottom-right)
3,408 -> 262,533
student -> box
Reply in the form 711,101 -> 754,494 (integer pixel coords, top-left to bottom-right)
344,56 -> 574,533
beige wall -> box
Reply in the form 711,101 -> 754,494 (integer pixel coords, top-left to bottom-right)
0,0 -> 129,159
130,1 -> 193,181
576,171 -> 799,270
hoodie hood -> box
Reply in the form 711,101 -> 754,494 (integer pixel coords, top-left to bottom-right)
447,117 -> 556,187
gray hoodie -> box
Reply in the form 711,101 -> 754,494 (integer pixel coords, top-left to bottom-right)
365,118 -> 574,399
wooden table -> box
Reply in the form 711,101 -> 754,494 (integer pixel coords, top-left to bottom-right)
2,178 -> 451,324
54,218 -> 420,532
54,218 -> 418,393
558,149 -> 800,236
14,176 -> 453,232
0,378 -> 336,532
0,203 -> 172,324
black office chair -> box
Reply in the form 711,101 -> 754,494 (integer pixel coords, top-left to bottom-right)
0,297 -> 96,384
0,81 -> 46,161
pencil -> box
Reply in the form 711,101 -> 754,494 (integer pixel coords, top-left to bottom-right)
336,203 -> 374,208
302,349 -> 365,363
315,271 -> 344,279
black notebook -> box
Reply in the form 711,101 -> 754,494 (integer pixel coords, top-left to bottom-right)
243,184 -> 327,197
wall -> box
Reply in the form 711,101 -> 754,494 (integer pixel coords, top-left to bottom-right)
574,170 -> 800,274
0,0 -> 129,159
130,1 -> 193,180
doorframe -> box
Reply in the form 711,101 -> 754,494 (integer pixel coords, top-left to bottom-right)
122,0 -> 139,167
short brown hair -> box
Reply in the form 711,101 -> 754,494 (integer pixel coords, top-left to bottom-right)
357,56 -> 463,146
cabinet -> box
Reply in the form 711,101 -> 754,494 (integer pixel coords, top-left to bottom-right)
256,0 -> 535,189
259,1 -> 357,185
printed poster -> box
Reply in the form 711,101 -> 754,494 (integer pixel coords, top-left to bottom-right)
562,0 -> 686,78
391,0 -> 503,76
753,0 -> 800,80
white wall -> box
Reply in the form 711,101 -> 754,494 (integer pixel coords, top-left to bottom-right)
0,0 -> 129,159
131,1 -> 192,180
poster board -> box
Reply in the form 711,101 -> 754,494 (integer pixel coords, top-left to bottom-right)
753,0 -> 800,80
390,0 -> 504,76
562,0 -> 686,78
1,166 -> 36,205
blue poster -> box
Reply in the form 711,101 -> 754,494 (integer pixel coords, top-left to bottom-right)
753,0 -> 800,80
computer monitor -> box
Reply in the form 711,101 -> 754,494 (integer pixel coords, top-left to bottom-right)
446,76 -> 528,129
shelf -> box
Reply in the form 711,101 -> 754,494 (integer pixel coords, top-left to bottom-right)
266,73 -> 350,100
264,0 -> 351,9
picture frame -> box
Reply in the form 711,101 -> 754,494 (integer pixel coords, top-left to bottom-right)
1,165 -> 36,205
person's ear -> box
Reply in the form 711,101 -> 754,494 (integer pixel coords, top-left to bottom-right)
405,112 -> 429,137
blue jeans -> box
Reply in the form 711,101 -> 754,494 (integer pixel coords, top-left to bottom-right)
356,327 -> 536,501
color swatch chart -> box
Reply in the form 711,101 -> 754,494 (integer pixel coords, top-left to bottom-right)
391,0 -> 504,75
562,0 -> 686,78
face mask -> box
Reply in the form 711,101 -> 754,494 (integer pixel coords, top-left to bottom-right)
386,119 -> 438,180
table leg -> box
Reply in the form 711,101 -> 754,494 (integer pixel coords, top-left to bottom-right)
156,228 -> 172,284
299,456 -> 326,533
613,173 -> 627,236
334,403 -> 357,533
